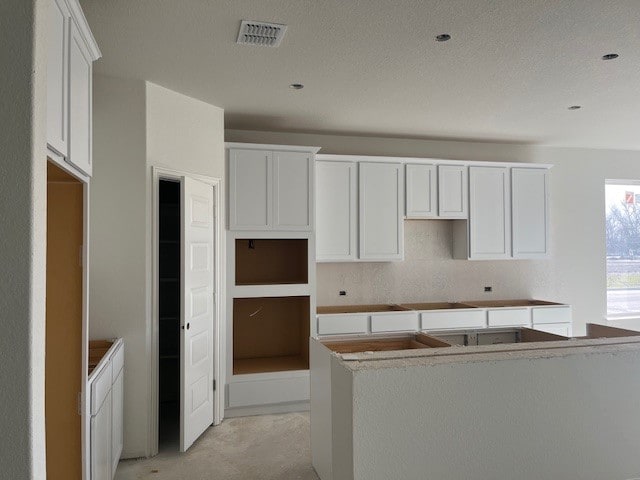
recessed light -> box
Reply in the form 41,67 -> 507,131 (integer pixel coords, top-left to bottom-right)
435,34 -> 451,42
568,105 -> 581,110
602,53 -> 619,60
289,83 -> 304,90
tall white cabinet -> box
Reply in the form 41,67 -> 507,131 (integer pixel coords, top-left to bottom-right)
512,168 -> 549,258
47,0 -> 100,177
316,161 -> 357,261
359,162 -> 403,261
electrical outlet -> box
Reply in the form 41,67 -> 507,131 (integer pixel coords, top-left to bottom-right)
339,290 -> 347,296
484,286 -> 492,292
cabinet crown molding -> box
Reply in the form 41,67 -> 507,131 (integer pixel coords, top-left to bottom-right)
226,142 -> 321,154
65,0 -> 102,60
316,153 -> 553,170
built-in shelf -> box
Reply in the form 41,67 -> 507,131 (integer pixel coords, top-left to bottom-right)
235,239 -> 308,286
233,296 -> 310,375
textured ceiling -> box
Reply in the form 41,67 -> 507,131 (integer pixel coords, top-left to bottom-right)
80,0 -> 640,149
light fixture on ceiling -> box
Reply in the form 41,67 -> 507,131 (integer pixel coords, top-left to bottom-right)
289,83 -> 304,90
602,53 -> 619,60
568,105 -> 582,110
435,34 -> 451,42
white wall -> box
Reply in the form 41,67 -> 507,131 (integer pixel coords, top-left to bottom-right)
0,0 -> 47,477
91,78 -> 224,457
225,129 -> 640,334
334,346 -> 640,480
90,75 -> 149,457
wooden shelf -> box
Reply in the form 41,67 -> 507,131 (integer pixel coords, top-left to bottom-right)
233,355 -> 309,375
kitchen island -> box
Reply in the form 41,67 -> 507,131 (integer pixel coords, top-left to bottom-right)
310,324 -> 640,480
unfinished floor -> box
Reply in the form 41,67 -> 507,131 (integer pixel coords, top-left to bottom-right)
115,412 -> 319,480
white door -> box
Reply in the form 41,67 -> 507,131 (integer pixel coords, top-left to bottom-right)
438,165 -> 468,218
469,166 -> 511,259
273,151 -> 313,230
229,148 -> 271,230
512,168 -> 549,258
405,164 -> 437,218
359,162 -> 403,261
180,177 -> 215,451
316,161 -> 357,261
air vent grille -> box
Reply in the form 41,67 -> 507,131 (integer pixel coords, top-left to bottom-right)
236,20 -> 287,47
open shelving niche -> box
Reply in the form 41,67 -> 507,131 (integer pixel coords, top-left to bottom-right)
226,231 -> 316,409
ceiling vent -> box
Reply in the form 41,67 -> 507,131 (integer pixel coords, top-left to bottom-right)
236,20 -> 287,47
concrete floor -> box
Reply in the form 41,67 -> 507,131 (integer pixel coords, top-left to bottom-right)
115,412 -> 320,480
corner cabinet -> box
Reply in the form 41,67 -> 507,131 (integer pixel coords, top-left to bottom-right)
46,0 -> 101,177
227,144 -> 320,231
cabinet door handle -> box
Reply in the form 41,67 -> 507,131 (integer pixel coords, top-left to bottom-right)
182,323 -> 191,330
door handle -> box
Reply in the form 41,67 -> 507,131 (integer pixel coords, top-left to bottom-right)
182,323 -> 190,330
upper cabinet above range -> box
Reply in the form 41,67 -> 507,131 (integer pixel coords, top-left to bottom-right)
405,163 -> 468,219
227,143 -> 320,231
47,0 -> 101,177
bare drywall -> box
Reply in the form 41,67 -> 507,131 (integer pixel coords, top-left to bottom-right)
90,77 -> 224,457
225,129 -> 640,334
0,0 -> 47,477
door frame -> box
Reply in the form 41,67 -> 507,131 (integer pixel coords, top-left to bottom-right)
150,167 -> 224,456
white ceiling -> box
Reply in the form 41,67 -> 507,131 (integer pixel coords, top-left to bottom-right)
80,0 -> 640,149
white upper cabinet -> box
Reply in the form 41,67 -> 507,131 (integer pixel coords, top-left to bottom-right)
438,165 -> 468,218
47,0 -> 69,157
68,20 -> 93,176
228,144 -> 319,231
229,148 -> 272,230
468,166 -> 511,259
46,0 -> 100,176
512,168 -> 549,258
273,151 -> 313,230
359,162 -> 403,261
405,164 -> 437,218
316,161 -> 357,261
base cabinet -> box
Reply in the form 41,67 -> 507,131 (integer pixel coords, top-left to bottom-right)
91,393 -> 112,480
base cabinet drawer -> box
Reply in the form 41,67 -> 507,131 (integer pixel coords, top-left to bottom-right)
533,323 -> 572,337
227,375 -> 310,408
532,306 -> 572,324
370,312 -> 419,333
317,314 -> 368,335
487,308 -> 530,327
421,310 -> 486,330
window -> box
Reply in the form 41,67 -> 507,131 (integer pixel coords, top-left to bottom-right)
606,181 -> 640,318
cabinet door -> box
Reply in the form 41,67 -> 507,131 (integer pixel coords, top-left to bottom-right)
512,168 -> 549,258
68,20 -> 93,176
47,0 -> 69,157
405,164 -> 437,218
533,323 -> 571,337
359,162 -> 403,261
90,393 -> 112,480
469,166 -> 511,259
316,161 -> 357,261
229,149 -> 272,230
438,165 -> 468,218
273,151 -> 313,230
111,370 -> 123,474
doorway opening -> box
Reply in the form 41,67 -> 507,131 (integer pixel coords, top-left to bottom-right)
46,161 -> 84,479
158,179 -> 181,451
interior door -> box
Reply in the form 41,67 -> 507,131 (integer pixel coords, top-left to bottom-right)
180,177 -> 215,451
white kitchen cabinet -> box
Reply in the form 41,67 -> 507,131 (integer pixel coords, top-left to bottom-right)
487,308 -> 530,327
405,164 -> 437,218
533,323 -> 572,337
317,314 -> 368,335
468,166 -> 511,259
228,144 -> 319,231
46,0 -> 100,177
438,165 -> 468,218
316,161 -> 357,261
512,168 -> 549,258
420,309 -> 487,330
89,339 -> 124,480
47,0 -> 69,157
359,162 -> 404,261
91,391 -> 112,480
532,306 -> 572,325
371,312 -> 419,332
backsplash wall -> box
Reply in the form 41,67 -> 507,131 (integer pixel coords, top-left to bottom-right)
316,220 -> 557,306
